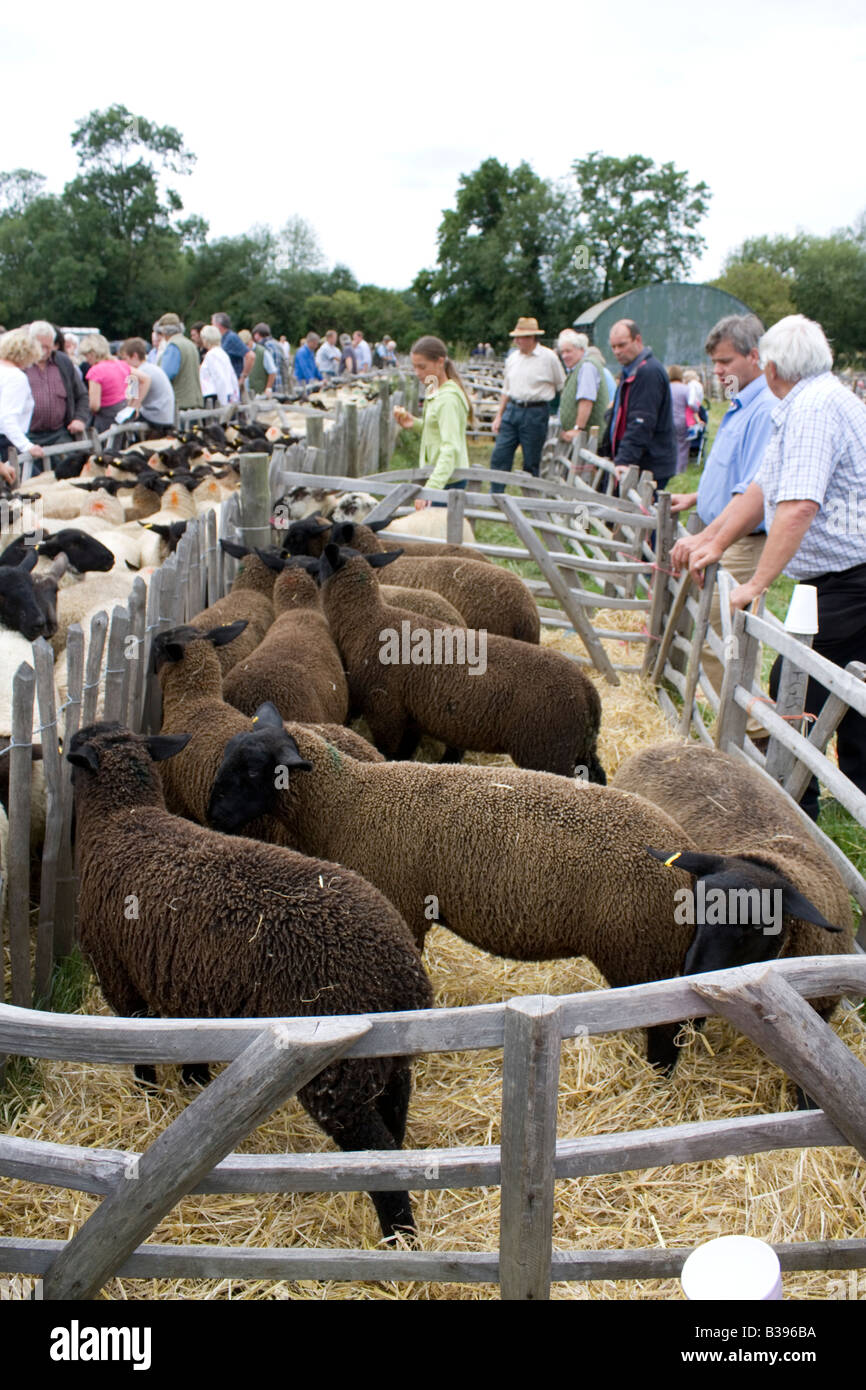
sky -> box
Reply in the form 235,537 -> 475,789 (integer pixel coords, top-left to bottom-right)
3,0 -> 864,296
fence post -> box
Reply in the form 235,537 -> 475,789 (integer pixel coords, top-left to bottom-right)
344,403 -> 359,479
765,633 -> 814,785
377,379 -> 390,470
306,415 -> 325,452
33,639 -> 63,1002
446,488 -> 466,544
715,606 -> 761,753
55,624 -> 84,958
239,453 -> 271,552
641,492 -> 674,677
499,995 -> 561,1300
7,663 -> 35,1011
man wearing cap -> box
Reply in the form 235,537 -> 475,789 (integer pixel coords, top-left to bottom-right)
489,317 -> 566,494
250,323 -> 287,395
154,314 -> 204,410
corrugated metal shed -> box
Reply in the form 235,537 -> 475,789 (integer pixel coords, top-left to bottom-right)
573,283 -> 756,371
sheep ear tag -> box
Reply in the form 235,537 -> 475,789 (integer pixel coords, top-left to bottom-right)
144,733 -> 192,763
645,849 -> 725,875
366,550 -> 402,569
251,702 -> 284,731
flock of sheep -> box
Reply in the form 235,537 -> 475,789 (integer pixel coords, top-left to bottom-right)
0,435 -> 857,1242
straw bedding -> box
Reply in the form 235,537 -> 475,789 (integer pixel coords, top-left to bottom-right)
2,616 -> 864,1300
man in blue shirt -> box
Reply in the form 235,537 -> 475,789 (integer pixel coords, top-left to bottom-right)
670,314 -> 774,714
211,312 -> 247,380
293,331 -> 322,384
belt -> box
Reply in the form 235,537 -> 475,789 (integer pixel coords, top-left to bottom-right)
510,399 -> 549,408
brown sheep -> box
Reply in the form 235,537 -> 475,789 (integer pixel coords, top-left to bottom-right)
612,741 -> 854,1007
315,545 -> 603,778
222,560 -> 348,725
67,722 -> 432,1240
155,622 -> 380,829
189,542 -> 277,676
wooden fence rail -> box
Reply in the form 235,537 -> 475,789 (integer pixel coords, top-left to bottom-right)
1,956 -> 865,1297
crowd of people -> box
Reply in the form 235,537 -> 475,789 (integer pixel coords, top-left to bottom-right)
0,311 -> 405,478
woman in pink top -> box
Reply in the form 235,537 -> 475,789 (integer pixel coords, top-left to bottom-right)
80,333 -> 131,431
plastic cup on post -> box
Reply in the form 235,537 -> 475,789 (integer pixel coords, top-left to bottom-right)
681,1235 -> 782,1300
784,584 -> 818,635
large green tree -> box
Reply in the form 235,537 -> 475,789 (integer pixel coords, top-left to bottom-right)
413,158 -> 561,346
570,152 -> 711,299
709,261 -> 796,329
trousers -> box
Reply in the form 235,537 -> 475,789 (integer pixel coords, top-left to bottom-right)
489,401 -> 550,493
769,562 -> 866,820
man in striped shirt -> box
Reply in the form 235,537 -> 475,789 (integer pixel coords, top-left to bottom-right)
688,314 -> 866,817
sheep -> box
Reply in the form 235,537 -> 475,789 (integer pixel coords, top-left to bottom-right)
67,721 -> 432,1239
205,715 -> 698,1068
0,529 -> 116,579
189,541 -> 278,676
154,622 -> 381,828
279,513 -> 492,564
222,557 -> 348,725
612,741 -> 855,1005
313,545 -> 601,776
324,523 -> 539,642
49,567 -> 154,656
381,506 -> 475,545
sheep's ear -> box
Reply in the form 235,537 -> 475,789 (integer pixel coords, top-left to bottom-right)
318,544 -> 342,580
645,848 -> 726,875
330,522 -> 354,545
220,539 -> 251,559
17,550 -> 39,573
205,620 -> 248,648
366,518 -> 390,533
144,733 -> 192,763
251,701 -> 284,731
365,549 -> 402,569
780,884 -> 844,932
254,548 -> 287,572
67,741 -> 100,772
280,734 -> 313,772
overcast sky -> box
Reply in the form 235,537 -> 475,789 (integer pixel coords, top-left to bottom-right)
3,0 -> 864,297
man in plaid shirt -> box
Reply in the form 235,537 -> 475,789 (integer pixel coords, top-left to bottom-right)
687,314 -> 866,818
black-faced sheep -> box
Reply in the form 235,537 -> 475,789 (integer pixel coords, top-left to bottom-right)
314,545 -> 604,778
67,721 -> 433,1240
189,541 -> 277,676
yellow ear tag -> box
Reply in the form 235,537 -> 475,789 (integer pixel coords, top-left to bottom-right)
252,716 -> 258,724
664,851 -> 682,868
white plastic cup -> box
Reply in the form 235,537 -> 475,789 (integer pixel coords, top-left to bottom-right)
681,1236 -> 782,1301
784,583 -> 819,635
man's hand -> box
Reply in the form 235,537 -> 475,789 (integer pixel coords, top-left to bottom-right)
1,461 -> 16,485
729,579 -> 765,611
560,428 -> 578,442
688,536 -> 725,587
613,463 -> 629,482
669,491 -> 698,514
68,419 -> 85,435
491,412 -> 503,436
670,533 -> 699,572
28,444 -> 45,459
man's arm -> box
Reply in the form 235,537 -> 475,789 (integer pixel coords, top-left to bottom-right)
161,343 -> 181,381
491,390 -> 509,436
729,500 -> 820,609
682,482 -> 766,582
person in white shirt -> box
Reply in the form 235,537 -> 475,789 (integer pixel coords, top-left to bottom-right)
489,316 -> 565,494
0,328 -> 42,483
199,325 -> 240,405
315,330 -> 342,378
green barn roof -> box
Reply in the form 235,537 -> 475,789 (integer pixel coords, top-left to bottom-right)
573,283 -> 756,370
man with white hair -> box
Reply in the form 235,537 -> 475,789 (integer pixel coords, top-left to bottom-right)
556,330 -> 609,442
24,319 -> 89,473
687,313 -> 866,816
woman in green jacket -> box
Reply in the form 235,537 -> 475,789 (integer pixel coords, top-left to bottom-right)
393,335 -> 472,508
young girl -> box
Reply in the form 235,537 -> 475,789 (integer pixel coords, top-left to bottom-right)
393,335 -> 472,508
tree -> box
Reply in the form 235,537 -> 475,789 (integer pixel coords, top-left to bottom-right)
413,158 -> 560,346
709,261 -> 796,329
0,169 -> 47,216
275,215 -> 325,274
570,152 -> 711,298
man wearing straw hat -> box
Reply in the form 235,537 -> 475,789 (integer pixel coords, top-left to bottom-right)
488,317 -> 565,494
686,314 -> 866,818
